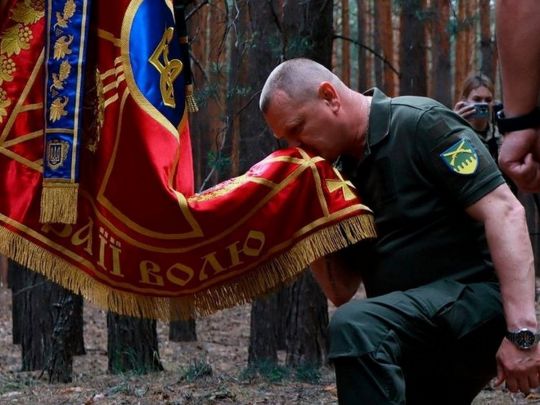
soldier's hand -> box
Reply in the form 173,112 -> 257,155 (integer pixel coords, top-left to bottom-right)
495,338 -> 540,394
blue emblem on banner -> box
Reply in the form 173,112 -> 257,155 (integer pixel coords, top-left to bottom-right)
129,0 -> 186,128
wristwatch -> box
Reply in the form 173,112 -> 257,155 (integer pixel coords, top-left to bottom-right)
505,328 -> 540,350
496,107 -> 540,133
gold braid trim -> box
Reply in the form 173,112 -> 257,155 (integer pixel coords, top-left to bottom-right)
39,182 -> 78,224
185,83 -> 198,113
0,213 -> 376,320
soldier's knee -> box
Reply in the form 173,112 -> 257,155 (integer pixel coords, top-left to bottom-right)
329,300 -> 381,356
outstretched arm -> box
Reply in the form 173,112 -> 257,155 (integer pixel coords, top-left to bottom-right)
466,184 -> 539,394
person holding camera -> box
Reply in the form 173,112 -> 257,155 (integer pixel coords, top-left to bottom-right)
454,73 -> 501,162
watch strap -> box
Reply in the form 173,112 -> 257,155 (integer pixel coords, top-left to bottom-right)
496,107 -> 540,133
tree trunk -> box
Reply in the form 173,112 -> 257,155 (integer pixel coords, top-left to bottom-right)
107,312 -> 163,374
430,0 -> 452,106
0,255 -> 7,285
219,0 -> 249,183
47,293 -> 81,383
454,0 -> 474,102
248,295 -> 279,365
479,0 -> 494,79
341,0 -> 351,86
186,1 -> 210,190
357,0 -> 368,91
227,0 -> 283,367
365,0 -> 373,89
377,0 -> 395,96
169,319 -> 197,342
285,271 -> 329,367
208,0 -> 230,182
8,260 -> 23,345
465,0 -> 476,74
19,267 -> 48,371
11,263 -> 83,382
373,0 -> 383,87
399,0 -> 427,96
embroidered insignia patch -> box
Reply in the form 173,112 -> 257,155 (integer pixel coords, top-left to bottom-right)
439,138 -> 478,175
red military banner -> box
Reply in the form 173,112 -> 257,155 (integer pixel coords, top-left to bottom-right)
0,0 -> 375,320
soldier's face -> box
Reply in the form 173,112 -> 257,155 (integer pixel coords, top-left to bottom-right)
264,90 -> 343,163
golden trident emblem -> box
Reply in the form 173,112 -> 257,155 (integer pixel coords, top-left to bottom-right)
149,27 -> 183,108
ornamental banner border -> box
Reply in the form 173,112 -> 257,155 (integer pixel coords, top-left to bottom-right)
0,213 -> 375,320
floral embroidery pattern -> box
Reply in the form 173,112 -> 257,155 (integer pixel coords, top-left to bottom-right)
47,0 -> 77,125
54,0 -> 76,29
0,0 -> 45,124
0,88 -> 11,123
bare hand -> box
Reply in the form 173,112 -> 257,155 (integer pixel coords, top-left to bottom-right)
498,128 -> 540,192
495,338 -> 540,394
453,101 -> 476,119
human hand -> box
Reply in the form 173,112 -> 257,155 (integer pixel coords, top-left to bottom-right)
453,101 -> 476,119
498,128 -> 540,192
495,338 -> 540,394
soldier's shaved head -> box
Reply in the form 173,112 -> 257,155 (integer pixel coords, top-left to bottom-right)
259,58 -> 344,113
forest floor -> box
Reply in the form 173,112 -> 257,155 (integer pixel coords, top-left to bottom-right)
0,285 -> 540,404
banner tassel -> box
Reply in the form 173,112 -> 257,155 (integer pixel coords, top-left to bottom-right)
39,182 -> 79,224
185,84 -> 198,113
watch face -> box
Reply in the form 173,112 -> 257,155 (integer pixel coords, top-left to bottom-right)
516,330 -> 536,349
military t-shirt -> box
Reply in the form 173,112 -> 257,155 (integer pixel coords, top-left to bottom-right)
340,88 -> 506,297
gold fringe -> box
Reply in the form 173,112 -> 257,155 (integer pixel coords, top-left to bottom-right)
185,84 -> 198,113
40,182 -> 79,224
0,213 -> 376,321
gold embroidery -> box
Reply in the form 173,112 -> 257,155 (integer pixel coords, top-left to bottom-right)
326,178 -> 356,201
54,0 -> 77,29
53,35 -> 74,60
0,24 -> 32,56
0,89 -> 11,123
325,168 -> 357,201
0,55 -> 15,85
49,96 -> 69,122
148,27 -> 183,108
46,138 -> 70,170
86,69 -> 104,153
10,0 -> 45,25
0,1 -> 45,124
188,175 -> 248,203
50,60 -> 71,91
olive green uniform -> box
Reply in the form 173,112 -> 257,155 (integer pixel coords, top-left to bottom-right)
330,89 -> 507,404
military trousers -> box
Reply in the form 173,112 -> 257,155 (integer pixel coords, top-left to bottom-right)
328,279 -> 505,405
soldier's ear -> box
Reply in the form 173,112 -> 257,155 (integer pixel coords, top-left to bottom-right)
318,82 -> 339,111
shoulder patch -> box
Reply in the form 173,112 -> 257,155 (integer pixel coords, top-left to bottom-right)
439,138 -> 478,175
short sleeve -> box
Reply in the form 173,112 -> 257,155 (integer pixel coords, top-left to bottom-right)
415,107 -> 505,207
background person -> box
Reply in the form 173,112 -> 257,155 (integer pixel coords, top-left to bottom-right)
454,73 -> 501,162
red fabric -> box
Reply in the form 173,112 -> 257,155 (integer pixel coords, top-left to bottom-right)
0,1 -> 374,317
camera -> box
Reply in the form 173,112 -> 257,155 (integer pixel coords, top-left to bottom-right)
470,102 -> 490,119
